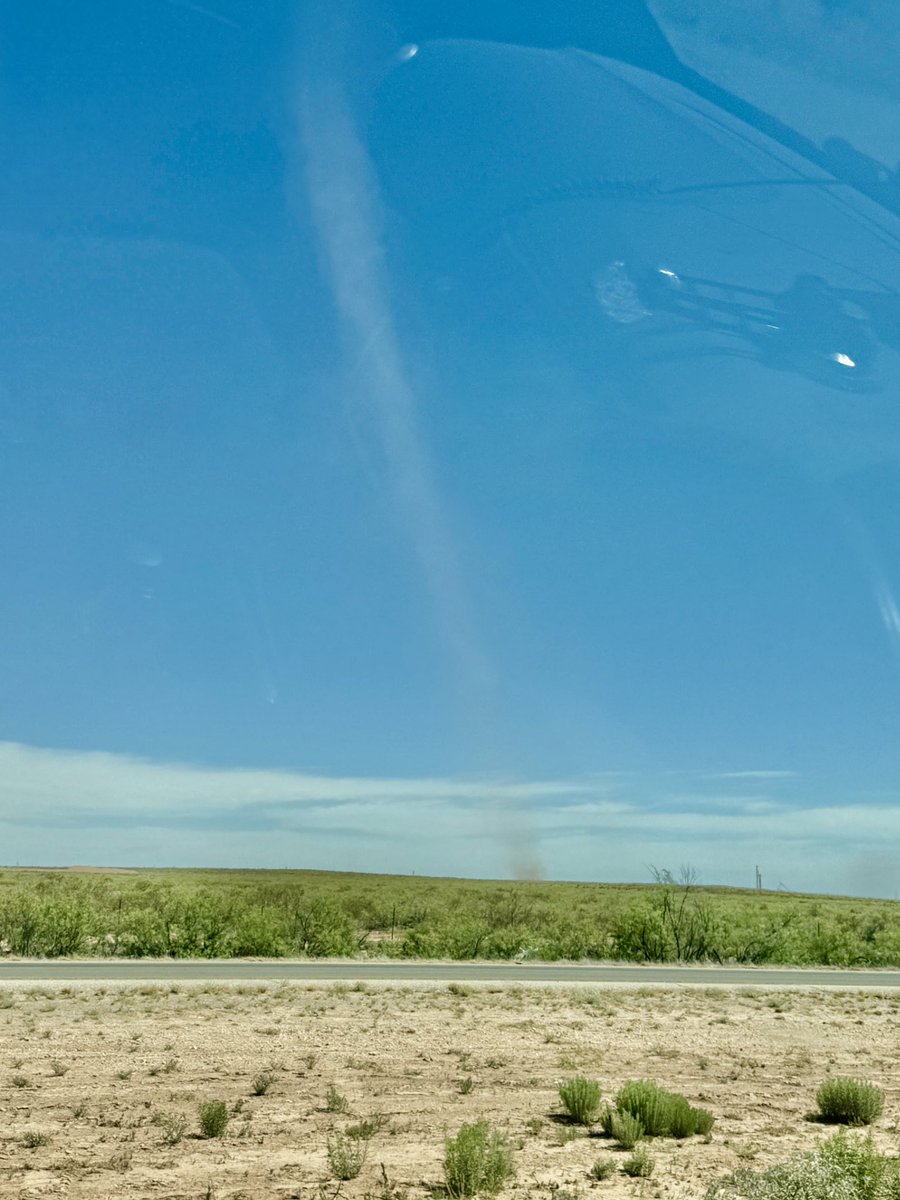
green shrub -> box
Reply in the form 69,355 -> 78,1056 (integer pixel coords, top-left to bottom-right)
328,1132 -> 368,1180
4,866 -> 900,968
693,1106 -> 716,1136
669,1094 -> 701,1139
22,1130 -> 50,1148
152,1111 -> 187,1145
615,1079 -> 714,1138
815,1078 -> 885,1126
622,1146 -> 654,1178
457,1077 -> 475,1095
706,1130 -> 894,1200
590,1159 -> 616,1181
616,1080 -> 673,1136
610,1109 -> 644,1149
198,1100 -> 229,1139
819,1131 -> 892,1200
444,1121 -> 516,1197
252,1071 -> 275,1096
325,1083 -> 350,1114
558,1076 -> 601,1125
294,899 -> 358,956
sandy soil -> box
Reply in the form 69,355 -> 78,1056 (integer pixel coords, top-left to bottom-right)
1,981 -> 898,1199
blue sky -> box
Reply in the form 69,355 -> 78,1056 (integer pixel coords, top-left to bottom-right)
2,1 -> 900,895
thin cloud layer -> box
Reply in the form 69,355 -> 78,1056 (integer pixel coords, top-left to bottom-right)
0,742 -> 898,896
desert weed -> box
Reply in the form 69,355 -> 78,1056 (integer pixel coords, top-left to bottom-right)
706,1130 -> 895,1200
444,1121 -> 516,1197
152,1110 -> 188,1145
22,1130 -> 51,1148
815,1078 -> 884,1126
609,1109 -> 644,1149
325,1083 -> 350,1113
558,1075 -> 601,1125
198,1099 -> 229,1139
327,1132 -> 368,1180
622,1146 -> 654,1178
346,1113 -> 389,1140
590,1159 -> 616,1181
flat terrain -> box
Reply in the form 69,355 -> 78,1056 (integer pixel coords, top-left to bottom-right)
3,981 -> 899,1199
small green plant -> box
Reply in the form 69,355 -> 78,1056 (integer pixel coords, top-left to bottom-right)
252,1071 -> 276,1096
815,1078 -> 884,1126
458,1076 -> 475,1095
525,1117 -> 543,1137
444,1120 -> 516,1197
328,1131 -> 368,1180
347,1113 -> 389,1140
198,1099 -> 229,1139
610,1110 -> 644,1149
622,1146 -> 654,1178
590,1159 -> 616,1181
115,1069 -> 133,1081
325,1083 -> 350,1114
22,1130 -> 51,1148
49,1060 -> 68,1076
558,1075 -> 601,1125
152,1111 -> 188,1146
11,1074 -> 29,1088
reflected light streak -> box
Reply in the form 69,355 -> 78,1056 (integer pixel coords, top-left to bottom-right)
875,582 -> 900,652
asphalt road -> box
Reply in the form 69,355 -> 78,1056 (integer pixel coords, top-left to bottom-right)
1,960 -> 899,988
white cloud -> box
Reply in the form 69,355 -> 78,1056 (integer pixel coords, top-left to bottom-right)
0,741 -> 589,820
1,742 -> 897,895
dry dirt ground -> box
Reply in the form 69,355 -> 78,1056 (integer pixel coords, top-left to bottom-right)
1,981 -> 899,1200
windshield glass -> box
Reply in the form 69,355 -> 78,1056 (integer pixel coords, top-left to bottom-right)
3,0 -> 899,896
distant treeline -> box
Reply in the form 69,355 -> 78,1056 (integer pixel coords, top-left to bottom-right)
0,868 -> 897,965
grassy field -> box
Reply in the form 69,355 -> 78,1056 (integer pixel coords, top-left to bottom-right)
0,867 -> 898,965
